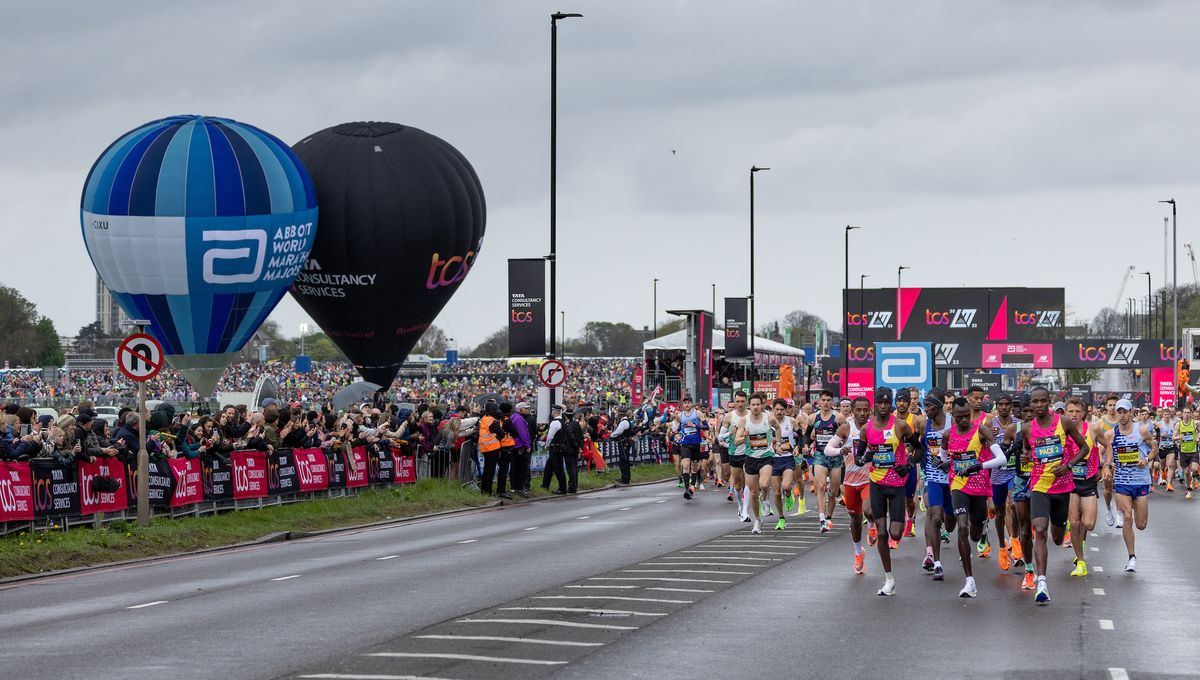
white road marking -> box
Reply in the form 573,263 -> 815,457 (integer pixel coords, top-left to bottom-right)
125,600 -> 168,609
376,555 -> 399,561
576,516 -> 590,520
457,618 -> 637,630
300,674 -> 453,680
621,569 -> 753,575
534,595 -> 693,604
640,562 -> 763,568
1108,668 -> 1129,680
681,550 -> 796,556
416,634 -> 603,647
271,575 -> 300,581
590,577 -> 732,583
1091,547 -> 1100,552
647,587 -> 715,593
1091,533 -> 1100,538
659,555 -> 778,561
1093,588 -> 1106,595
499,606 -> 667,616
524,527 -> 539,531
1095,566 -> 1105,572
620,507 -> 632,511
367,652 -> 566,666
564,585 -> 638,589
655,500 -> 667,503
1099,619 -> 1115,630
458,539 -> 478,544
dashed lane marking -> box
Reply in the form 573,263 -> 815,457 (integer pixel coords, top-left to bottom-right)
620,569 -> 753,575
646,587 -> 714,593
498,606 -> 668,616
576,516 -> 590,520
563,585 -> 637,589
300,674 -> 453,680
1093,588 -> 1106,595
271,575 -> 301,581
532,595 -> 693,604
589,577 -> 732,583
1099,619 -> 1114,630
367,652 -> 566,666
524,527 -> 540,531
126,600 -> 168,609
415,635 -> 603,647
639,562 -> 764,568
1108,669 -> 1129,680
456,618 -> 637,631
376,555 -> 399,561
457,539 -> 478,544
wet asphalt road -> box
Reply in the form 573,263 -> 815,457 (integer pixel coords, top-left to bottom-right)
3,479 -> 1197,680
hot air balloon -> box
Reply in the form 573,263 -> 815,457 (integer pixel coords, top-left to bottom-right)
81,115 -> 318,397
290,122 -> 486,388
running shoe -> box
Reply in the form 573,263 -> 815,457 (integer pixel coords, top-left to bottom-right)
1010,540 -> 1024,562
683,489 -> 693,500
699,483 -> 707,491
1105,506 -> 1115,527
716,480 -> 725,488
1070,559 -> 1088,577
784,494 -> 795,513
998,545 -> 1012,571
796,497 -> 808,516
959,580 -> 978,598
1034,580 -> 1050,604
1114,512 -> 1124,529
904,518 -> 916,538
976,536 -> 990,557
677,480 -> 684,488
1021,571 -> 1036,590
854,551 -> 866,575
1187,490 -> 1193,500
820,520 -> 831,534
1159,477 -> 1167,486
775,518 -> 787,531
888,537 -> 900,550
868,523 -> 878,545
741,514 -> 752,523
919,497 -> 926,513
1125,556 -> 1137,572
1166,483 -> 1175,492
877,579 -> 896,596
760,501 -> 771,517
727,490 -> 735,502
932,564 -> 944,581
823,519 -> 834,532
688,484 -> 696,495
978,543 -> 992,559
940,530 -> 951,544
1062,536 -> 1072,549
922,554 -> 935,572
751,518 -> 762,534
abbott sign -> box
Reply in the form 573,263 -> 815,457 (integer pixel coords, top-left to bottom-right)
875,342 -> 934,399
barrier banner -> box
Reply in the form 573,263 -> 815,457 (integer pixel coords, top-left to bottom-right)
752,381 -> 779,401
267,449 -> 299,495
232,450 -> 268,499
31,459 -> 79,518
371,445 -> 396,484
1151,367 -> 1175,409
293,448 -> 330,492
347,446 -> 369,488
168,458 -> 204,507
395,452 -> 417,484
125,458 -> 175,508
327,450 -> 347,489
78,458 -> 128,515
0,460 -> 34,521
508,258 -> 546,357
203,455 -> 234,501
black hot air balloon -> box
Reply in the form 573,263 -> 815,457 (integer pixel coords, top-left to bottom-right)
290,122 -> 486,387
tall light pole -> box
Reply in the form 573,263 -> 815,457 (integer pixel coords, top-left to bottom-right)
897,266 -> 911,341
842,225 -> 860,394
749,166 -> 770,377
1142,271 -> 1152,339
711,283 -> 716,321
561,310 -> 566,351
859,274 -> 869,340
653,278 -> 659,338
549,11 -> 582,360
1160,199 -> 1177,365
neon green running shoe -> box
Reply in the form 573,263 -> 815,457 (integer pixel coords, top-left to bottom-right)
775,519 -> 787,531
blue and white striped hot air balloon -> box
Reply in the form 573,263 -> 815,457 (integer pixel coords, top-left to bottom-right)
81,115 -> 318,397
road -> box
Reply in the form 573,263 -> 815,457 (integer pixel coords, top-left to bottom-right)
1,480 -> 1195,680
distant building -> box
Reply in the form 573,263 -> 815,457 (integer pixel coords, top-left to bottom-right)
96,275 -> 130,336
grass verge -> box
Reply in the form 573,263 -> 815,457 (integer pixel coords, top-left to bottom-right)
0,464 -> 678,579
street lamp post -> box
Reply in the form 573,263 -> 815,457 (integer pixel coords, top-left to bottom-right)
750,166 -> 770,378
1160,199 -> 1177,365
549,11 -> 582,360
842,225 -> 860,395
1142,271 -> 1152,339
897,266 -> 911,341
859,274 -> 869,340
711,283 -> 716,322
653,278 -> 659,338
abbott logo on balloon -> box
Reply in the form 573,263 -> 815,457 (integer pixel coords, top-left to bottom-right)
202,229 -> 267,285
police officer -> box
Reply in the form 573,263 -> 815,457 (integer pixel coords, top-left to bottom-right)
562,407 -> 584,494
541,404 -> 568,494
611,406 -> 634,484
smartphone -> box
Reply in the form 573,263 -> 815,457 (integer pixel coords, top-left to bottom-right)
19,424 -> 31,436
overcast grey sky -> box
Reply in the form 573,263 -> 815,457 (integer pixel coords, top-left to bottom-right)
4,0 -> 1197,348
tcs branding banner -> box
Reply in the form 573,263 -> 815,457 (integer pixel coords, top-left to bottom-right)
845,287 -> 1064,342
874,342 -> 933,401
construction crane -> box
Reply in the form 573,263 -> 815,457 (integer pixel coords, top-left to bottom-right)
1187,242 -> 1199,286
1112,265 -> 1136,311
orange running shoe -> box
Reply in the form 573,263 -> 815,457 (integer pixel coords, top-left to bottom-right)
998,545 -> 1012,571
854,551 -> 866,575
868,523 -> 879,546
1010,540 -> 1024,562
1021,571 -> 1036,590
1167,483 -> 1175,492
888,537 -> 900,550
987,507 -> 996,520
978,542 -> 992,559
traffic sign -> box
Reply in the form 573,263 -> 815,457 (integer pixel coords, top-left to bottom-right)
539,359 -> 566,388
116,333 -> 164,382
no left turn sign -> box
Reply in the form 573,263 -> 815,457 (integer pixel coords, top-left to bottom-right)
117,333 -> 164,382
539,359 -> 566,388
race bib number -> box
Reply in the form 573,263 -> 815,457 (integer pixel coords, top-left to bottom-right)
1115,445 -> 1140,466
1183,431 -> 1195,443
951,451 -> 977,475
871,444 -> 895,468
749,434 -> 769,449
777,439 -> 793,453
1071,461 -> 1090,479
1033,436 -> 1063,463
683,426 -> 697,436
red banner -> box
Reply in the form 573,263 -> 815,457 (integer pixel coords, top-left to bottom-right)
632,367 -> 644,406
0,461 -> 34,521
294,448 -> 330,492
1151,367 -> 1176,409
843,367 -> 875,403
981,343 -> 1053,369
346,446 -> 369,488
78,458 -> 129,515
752,381 -> 780,402
395,452 -> 416,484
232,450 -> 268,499
169,458 -> 204,507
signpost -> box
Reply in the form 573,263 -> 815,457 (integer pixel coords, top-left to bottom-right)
537,359 -> 567,426
116,326 -> 161,526
539,359 -> 566,388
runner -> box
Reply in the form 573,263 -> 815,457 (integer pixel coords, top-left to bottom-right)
770,398 -> 799,529
1006,394 -> 1037,590
1021,386 -> 1090,604
1098,393 -> 1120,527
964,385 -> 994,559
735,392 -> 778,534
854,387 -> 920,596
827,396 -> 873,574
675,396 -> 708,501
893,389 -> 925,543
1110,398 -> 1158,572
944,396 -> 1007,598
990,393 -> 1018,572
1154,406 -> 1179,492
719,391 -> 751,521
808,390 -> 845,532
1065,396 -> 1111,577
1179,406 -> 1199,499
919,388 -> 955,581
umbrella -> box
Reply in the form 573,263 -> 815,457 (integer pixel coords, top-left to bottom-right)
333,381 -> 383,413
473,393 -> 504,407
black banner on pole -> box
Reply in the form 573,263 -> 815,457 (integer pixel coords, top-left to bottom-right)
724,297 -> 749,359
508,258 -> 546,357
966,372 -> 1003,398
697,311 -> 713,406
